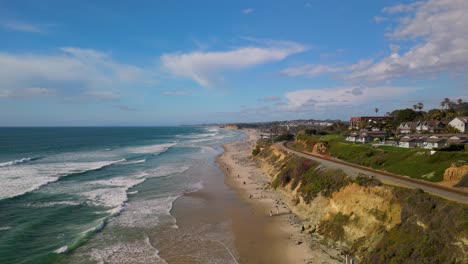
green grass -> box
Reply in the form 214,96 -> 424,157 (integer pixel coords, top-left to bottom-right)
295,135 -> 468,182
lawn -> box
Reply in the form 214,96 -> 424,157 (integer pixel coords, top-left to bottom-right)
297,135 -> 468,182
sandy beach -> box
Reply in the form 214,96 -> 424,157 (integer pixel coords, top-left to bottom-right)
217,129 -> 342,264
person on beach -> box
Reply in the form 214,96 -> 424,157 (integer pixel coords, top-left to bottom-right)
276,206 -> 279,215
269,210 -> 273,217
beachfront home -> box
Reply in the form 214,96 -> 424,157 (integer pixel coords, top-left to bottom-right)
398,122 -> 417,134
349,116 -> 391,130
449,117 -> 468,133
416,120 -> 448,134
345,132 -> 360,142
399,136 -> 419,148
345,131 -> 388,143
447,135 -> 468,146
398,120 -> 448,135
425,135 -> 448,149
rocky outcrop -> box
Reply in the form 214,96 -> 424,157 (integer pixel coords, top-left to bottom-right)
312,142 -> 328,155
442,164 -> 468,187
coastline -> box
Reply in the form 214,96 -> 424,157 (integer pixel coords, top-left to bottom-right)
217,129 -> 341,263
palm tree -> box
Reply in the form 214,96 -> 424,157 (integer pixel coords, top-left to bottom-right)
456,98 -> 464,116
443,98 -> 451,110
417,102 -> 424,112
374,108 -> 379,116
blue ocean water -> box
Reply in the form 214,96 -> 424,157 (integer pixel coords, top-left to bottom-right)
0,127 -> 242,264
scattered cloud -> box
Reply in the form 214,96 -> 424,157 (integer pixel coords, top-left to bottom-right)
349,0 -> 468,81
282,59 -> 372,78
283,86 -> 416,110
161,89 -> 192,96
283,0 -> 468,83
382,1 -> 423,14
0,20 -> 46,33
373,16 -> 387,24
259,96 -> 282,102
0,87 -> 56,98
242,8 -> 254,14
161,40 -> 307,87
0,47 -> 152,101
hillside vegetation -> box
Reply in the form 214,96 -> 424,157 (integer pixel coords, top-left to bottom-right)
293,135 -> 468,182
253,141 -> 468,263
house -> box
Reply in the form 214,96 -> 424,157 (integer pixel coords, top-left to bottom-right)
447,135 -> 468,146
345,131 -> 388,143
345,132 -> 360,142
416,120 -> 448,133
449,117 -> 468,133
349,116 -> 391,130
398,122 -> 417,134
399,136 -> 419,148
425,135 -> 448,149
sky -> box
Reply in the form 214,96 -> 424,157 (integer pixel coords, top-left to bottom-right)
0,0 -> 467,126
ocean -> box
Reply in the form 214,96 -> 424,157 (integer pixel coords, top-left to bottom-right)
0,127 -> 243,264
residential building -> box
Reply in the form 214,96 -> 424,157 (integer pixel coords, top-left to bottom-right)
345,131 -> 388,144
398,122 -> 417,134
449,117 -> 468,133
399,136 -> 419,148
416,120 -> 448,133
349,116 -> 391,130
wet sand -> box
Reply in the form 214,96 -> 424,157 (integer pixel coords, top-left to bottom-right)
217,130 -> 341,264
155,130 -> 340,263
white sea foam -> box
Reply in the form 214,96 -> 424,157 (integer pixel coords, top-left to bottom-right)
0,157 -> 35,167
114,195 -> 181,228
89,239 -> 168,264
176,133 -> 217,139
145,165 -> 190,178
124,159 -> 146,165
199,146 -> 219,155
0,159 -> 124,200
82,176 -> 146,212
26,201 -> 82,208
207,127 -> 220,132
187,181 -> 204,193
0,226 -> 12,231
54,246 -> 68,254
127,143 -> 176,155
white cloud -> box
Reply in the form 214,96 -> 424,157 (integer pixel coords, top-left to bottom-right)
161,89 -> 191,96
282,65 -> 341,77
0,48 -> 150,100
0,20 -> 45,33
373,16 -> 387,24
282,59 -> 373,78
382,1 -> 423,13
349,0 -> 468,81
284,86 -> 415,110
161,40 -> 307,87
243,8 -> 254,14
0,87 -> 56,98
282,1 -> 467,83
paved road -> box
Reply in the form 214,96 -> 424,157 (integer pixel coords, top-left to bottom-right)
276,141 -> 468,204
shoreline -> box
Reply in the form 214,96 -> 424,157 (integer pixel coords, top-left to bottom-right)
217,129 -> 341,263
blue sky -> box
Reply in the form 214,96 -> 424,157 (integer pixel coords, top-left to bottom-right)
0,0 -> 466,126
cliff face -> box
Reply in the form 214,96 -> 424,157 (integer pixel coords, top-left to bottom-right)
254,143 -> 468,263
443,164 -> 468,187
